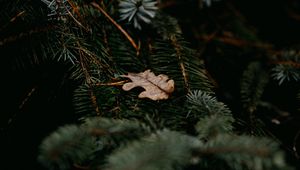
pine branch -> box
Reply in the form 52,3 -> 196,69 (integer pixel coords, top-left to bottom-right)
73,85 -> 98,117
38,117 -> 151,170
186,90 -> 232,117
151,12 -> 182,40
38,125 -> 96,170
195,114 -> 234,139
241,62 -> 269,114
196,134 -> 292,170
240,62 -> 270,135
104,130 -> 202,170
3,1 -> 297,170
91,2 -> 139,54
185,90 -> 234,136
150,35 -> 213,94
170,35 -> 190,93
107,31 -> 145,73
270,49 -> 300,85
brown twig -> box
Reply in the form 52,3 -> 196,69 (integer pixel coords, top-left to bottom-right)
66,0 -> 90,32
67,0 -> 82,18
90,2 -> 139,54
199,34 -> 274,50
66,8 -> 89,32
170,35 -> 190,93
5,86 -> 37,129
95,80 -> 128,86
0,10 -> 26,31
269,61 -> 300,68
77,42 -> 102,116
90,90 -> 101,116
19,87 -> 37,109
10,10 -> 26,22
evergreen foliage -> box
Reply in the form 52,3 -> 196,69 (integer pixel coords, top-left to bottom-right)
2,0 -> 300,170
271,50 -> 300,85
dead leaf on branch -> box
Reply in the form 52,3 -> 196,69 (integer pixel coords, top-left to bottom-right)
121,70 -> 175,100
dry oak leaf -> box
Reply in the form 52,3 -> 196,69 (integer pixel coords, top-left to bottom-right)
121,70 -> 175,100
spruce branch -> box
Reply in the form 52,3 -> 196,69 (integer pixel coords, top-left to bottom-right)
91,2 -> 139,54
77,45 -> 102,115
90,89 -> 102,116
170,35 -> 190,93
38,125 -> 96,170
66,0 -> 82,19
150,36 -> 213,94
196,134 -> 292,170
195,114 -> 234,139
271,65 -> 300,85
241,62 -> 269,115
3,1 -> 297,169
186,90 -> 232,117
151,12 -> 182,39
38,117 -> 152,170
78,42 -> 93,84
73,85 -> 98,117
270,49 -> 300,85
83,117 -> 151,140
66,7 -> 89,32
240,62 -> 270,135
104,130 -> 202,170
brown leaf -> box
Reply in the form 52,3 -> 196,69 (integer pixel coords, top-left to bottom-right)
121,70 -> 175,100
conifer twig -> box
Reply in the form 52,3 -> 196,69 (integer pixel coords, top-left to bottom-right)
78,42 -> 102,116
90,2 -> 139,53
90,90 -> 101,116
170,35 -> 190,93
1,10 -> 26,31
66,0 -> 82,18
19,86 -> 37,109
269,61 -> 300,68
95,80 -> 128,86
10,10 -> 26,22
66,9 -> 89,32
5,86 -> 37,129
65,0 -> 90,32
